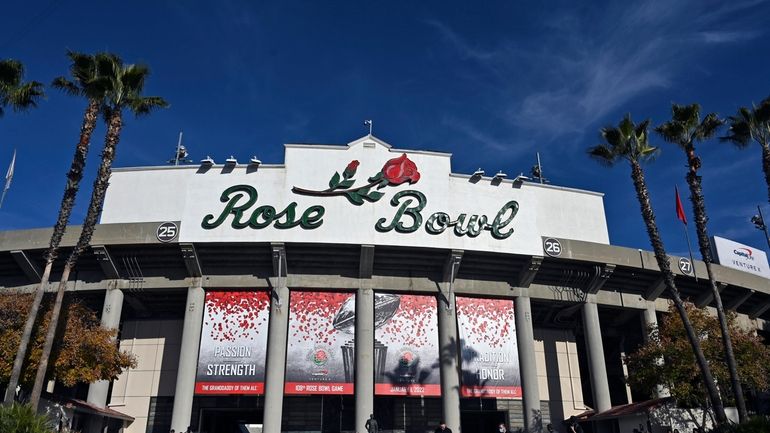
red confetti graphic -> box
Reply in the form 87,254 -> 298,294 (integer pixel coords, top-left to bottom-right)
289,292 -> 352,345
204,291 -> 270,342
456,297 -> 514,347
381,294 -> 436,348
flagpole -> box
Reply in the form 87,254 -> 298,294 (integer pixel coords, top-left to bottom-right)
682,219 -> 698,282
0,149 -> 16,210
675,185 -> 698,281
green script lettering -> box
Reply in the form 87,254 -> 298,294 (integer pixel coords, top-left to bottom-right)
375,190 -> 426,233
202,184 -> 324,230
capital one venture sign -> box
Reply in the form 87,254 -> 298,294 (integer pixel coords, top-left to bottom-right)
201,154 -> 520,240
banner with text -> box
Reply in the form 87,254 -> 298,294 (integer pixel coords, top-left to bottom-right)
374,294 -> 440,396
285,291 -> 355,395
457,297 -> 521,398
195,291 -> 270,395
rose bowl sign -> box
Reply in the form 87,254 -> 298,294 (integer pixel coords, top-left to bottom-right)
100,136 -> 611,255
201,153 -> 519,240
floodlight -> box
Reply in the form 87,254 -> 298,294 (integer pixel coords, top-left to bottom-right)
201,156 -> 215,165
250,156 -> 262,166
225,156 -> 237,165
472,168 -> 485,177
493,170 -> 507,180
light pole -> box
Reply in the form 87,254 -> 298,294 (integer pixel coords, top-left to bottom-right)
751,205 -> 770,250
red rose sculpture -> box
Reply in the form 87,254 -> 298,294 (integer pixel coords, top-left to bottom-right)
381,154 -> 420,185
292,153 -> 421,206
343,160 -> 359,178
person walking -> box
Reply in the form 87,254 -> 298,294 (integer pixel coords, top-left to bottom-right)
435,421 -> 452,433
365,414 -> 379,433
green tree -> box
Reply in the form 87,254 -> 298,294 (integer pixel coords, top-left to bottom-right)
721,95 -> 770,204
4,52 -> 113,405
655,103 -> 747,422
587,114 -> 728,426
0,59 -> 44,116
29,55 -> 168,408
627,302 -> 770,430
0,293 -> 135,389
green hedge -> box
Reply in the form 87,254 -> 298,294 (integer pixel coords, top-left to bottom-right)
0,404 -> 55,433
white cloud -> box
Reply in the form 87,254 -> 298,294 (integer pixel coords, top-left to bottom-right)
429,0 -> 765,145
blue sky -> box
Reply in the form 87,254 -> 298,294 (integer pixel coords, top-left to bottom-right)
1,0 -> 770,257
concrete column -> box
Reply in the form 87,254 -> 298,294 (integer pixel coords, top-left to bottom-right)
582,300 -> 611,412
641,304 -> 670,398
262,285 -> 291,433
355,287 -> 374,433
515,293 -> 541,433
87,287 -> 124,407
170,279 -> 205,432
437,290 -> 462,433
84,287 -> 124,433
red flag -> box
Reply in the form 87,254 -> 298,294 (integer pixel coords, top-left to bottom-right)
675,186 -> 687,225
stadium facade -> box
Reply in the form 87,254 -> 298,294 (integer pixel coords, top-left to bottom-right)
0,135 -> 768,433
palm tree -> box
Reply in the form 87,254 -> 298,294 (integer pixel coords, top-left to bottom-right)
28,54 -> 168,408
721,95 -> 770,204
588,114 -> 728,426
0,59 -> 44,116
3,52 -> 111,405
656,103 -> 747,422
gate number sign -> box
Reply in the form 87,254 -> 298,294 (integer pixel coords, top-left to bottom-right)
156,222 -> 179,243
543,238 -> 562,257
678,257 -> 693,276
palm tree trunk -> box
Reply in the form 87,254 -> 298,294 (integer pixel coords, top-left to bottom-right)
4,99 -> 99,406
28,109 -> 123,410
629,160 -> 728,426
685,148 -> 747,423
761,138 -> 770,205
45,98 -> 100,262
28,264 -> 71,408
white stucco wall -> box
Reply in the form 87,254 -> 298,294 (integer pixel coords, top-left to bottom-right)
534,328 -> 587,426
109,320 -> 183,433
101,136 -> 609,255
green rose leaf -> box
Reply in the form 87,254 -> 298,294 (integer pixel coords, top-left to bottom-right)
368,172 -> 383,182
377,178 -> 389,189
329,172 -> 341,189
345,191 -> 364,205
367,191 -> 385,201
339,179 -> 355,189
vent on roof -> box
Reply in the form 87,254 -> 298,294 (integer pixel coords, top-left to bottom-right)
363,142 -> 376,148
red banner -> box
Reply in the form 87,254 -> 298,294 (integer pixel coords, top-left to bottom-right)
374,384 -> 441,396
284,291 -> 355,395
284,382 -> 354,394
457,297 -> 522,399
195,291 -> 270,395
195,382 -> 264,395
374,294 -> 440,396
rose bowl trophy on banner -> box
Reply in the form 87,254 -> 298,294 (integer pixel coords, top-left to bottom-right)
333,294 -> 400,382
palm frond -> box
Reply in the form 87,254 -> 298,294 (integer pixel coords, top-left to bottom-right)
696,113 -> 724,140
601,126 -> 623,148
128,95 -> 169,117
6,81 -> 45,111
51,76 -> 80,96
720,117 -> 751,148
0,59 -> 23,87
654,122 -> 686,146
754,96 -> 770,124
121,64 -> 150,94
587,145 -> 618,167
